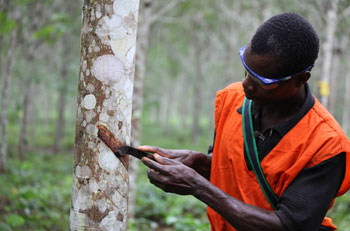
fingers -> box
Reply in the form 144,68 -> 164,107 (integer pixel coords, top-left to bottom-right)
138,145 -> 170,157
153,154 -> 178,165
141,156 -> 169,174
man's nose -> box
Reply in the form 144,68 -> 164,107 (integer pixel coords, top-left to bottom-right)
242,74 -> 256,91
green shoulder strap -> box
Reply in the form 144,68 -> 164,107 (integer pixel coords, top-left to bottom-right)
242,97 -> 279,209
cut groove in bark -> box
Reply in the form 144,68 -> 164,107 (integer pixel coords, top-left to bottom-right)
97,124 -> 128,169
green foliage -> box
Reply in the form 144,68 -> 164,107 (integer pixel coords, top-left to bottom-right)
33,13 -> 73,44
0,154 -> 73,231
327,193 -> 350,230
0,12 -> 16,35
13,0 -> 37,5
129,163 -> 210,231
4,215 -> 25,228
0,222 -> 12,231
128,119 -> 211,231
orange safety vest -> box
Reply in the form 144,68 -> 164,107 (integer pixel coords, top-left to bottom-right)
207,82 -> 350,231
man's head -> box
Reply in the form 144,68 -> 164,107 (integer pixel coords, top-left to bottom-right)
240,12 -> 319,104
250,12 -> 319,78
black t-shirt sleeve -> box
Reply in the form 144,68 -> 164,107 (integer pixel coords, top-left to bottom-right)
275,153 -> 345,231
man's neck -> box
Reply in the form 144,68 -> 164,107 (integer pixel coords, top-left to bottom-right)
259,86 -> 306,131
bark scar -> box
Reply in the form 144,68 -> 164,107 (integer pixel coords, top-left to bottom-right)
97,124 -> 129,169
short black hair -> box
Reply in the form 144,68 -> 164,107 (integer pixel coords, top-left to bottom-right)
250,12 -> 319,77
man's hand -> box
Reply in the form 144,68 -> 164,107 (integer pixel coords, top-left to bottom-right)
142,154 -> 206,195
138,146 -> 211,179
140,147 -> 284,231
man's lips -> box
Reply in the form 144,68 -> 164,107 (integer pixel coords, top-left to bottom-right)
244,89 -> 255,99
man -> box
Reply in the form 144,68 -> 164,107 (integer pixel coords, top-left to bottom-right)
139,12 -> 350,231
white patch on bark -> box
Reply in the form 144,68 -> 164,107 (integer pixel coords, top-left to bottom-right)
98,180 -> 108,191
89,178 -> 99,193
95,2 -> 138,67
83,94 -> 96,110
112,192 -> 127,214
96,15 -> 122,43
126,44 -> 136,65
100,211 -> 125,231
98,144 -> 118,172
77,107 -> 83,122
72,184 -> 93,211
86,124 -> 96,136
88,141 -> 95,150
82,60 -> 87,72
96,8 -> 102,19
85,110 -> 96,123
113,0 -> 138,17
100,112 -> 109,123
87,83 -> 95,93
95,198 -> 108,213
92,55 -> 124,83
110,36 -> 135,68
75,165 -> 92,179
90,8 -> 95,21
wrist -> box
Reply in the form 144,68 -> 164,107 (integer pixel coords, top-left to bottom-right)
191,174 -> 209,199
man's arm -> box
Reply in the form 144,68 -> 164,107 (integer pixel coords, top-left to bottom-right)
142,154 -> 285,231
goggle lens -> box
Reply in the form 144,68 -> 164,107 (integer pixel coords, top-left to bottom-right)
245,71 -> 278,90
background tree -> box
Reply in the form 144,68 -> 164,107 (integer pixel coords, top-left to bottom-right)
0,3 -> 19,173
319,0 -> 340,108
129,0 -> 185,218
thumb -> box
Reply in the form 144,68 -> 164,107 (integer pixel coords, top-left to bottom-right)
138,145 -> 171,158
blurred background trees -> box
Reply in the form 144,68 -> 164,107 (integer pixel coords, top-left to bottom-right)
1,0 -> 350,230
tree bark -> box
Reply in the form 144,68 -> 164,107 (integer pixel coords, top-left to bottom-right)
0,0 -> 10,62
129,1 -> 153,218
0,27 -> 17,173
18,43 -> 36,161
320,0 -> 339,108
191,41 -> 203,144
129,0 -> 184,217
342,61 -> 350,135
53,35 -> 71,154
328,43 -> 341,115
70,0 -> 140,230
18,78 -> 32,161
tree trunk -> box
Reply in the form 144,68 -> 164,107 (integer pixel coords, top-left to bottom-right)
18,79 -> 32,161
191,46 -> 202,144
18,43 -> 36,161
53,36 -> 71,154
342,63 -> 350,135
320,0 -> 339,107
327,44 -> 341,115
131,1 -> 152,147
129,0 -> 183,216
0,0 -> 10,62
0,28 -> 17,173
128,2 -> 152,218
70,0 -> 140,230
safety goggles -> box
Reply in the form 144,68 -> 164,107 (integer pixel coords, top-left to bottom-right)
239,45 -> 314,90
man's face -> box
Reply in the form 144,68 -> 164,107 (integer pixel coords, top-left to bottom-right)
241,45 -> 299,105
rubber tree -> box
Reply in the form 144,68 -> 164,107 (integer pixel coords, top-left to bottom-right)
0,6 -> 19,173
70,0 -> 140,230
129,0 -> 184,218
319,0 -> 339,108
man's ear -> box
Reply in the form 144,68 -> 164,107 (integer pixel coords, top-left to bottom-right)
295,71 -> 311,87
